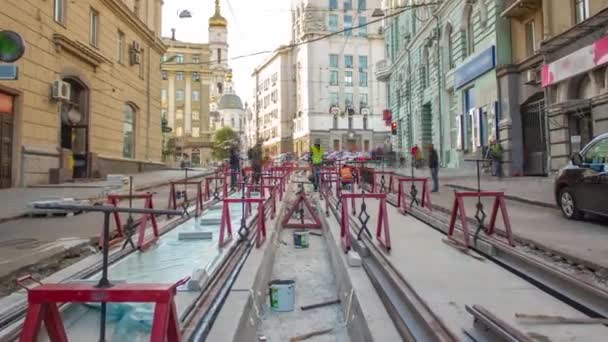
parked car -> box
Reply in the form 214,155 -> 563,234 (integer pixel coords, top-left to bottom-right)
554,132 -> 608,219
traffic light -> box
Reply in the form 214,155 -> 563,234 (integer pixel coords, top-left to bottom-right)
0,31 -> 25,63
391,121 -> 398,135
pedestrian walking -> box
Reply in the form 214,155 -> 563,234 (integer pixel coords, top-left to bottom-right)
489,138 -> 503,178
310,138 -> 324,191
249,142 -> 263,184
428,144 -> 439,192
229,146 -> 240,187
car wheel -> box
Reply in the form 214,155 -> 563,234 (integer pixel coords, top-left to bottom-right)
559,188 -> 583,220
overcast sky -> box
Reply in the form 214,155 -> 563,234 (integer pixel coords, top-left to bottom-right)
162,0 -> 293,102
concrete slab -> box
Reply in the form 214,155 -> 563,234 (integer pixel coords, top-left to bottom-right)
356,198 -> 608,341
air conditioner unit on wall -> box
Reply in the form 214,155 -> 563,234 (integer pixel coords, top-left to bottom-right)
131,41 -> 140,52
51,80 -> 71,101
130,52 -> 141,65
524,69 -> 540,85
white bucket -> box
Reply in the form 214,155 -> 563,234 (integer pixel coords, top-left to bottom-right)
268,280 -> 295,312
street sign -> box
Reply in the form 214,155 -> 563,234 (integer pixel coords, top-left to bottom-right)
0,64 -> 18,80
0,30 -> 25,63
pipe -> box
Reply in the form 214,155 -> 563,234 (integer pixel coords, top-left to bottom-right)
145,46 -> 151,161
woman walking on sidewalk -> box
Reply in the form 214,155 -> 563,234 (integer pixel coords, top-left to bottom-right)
428,144 -> 439,192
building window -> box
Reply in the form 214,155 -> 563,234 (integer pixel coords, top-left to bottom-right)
330,54 -> 339,68
345,92 -> 353,107
329,14 -> 339,32
464,12 -> 474,57
333,139 -> 340,150
358,0 -> 366,10
54,0 -> 66,24
192,72 -> 200,81
525,20 -> 536,56
363,115 -> 368,130
175,54 -> 184,64
345,71 -> 353,86
333,116 -> 338,129
446,25 -> 454,69
359,71 -> 368,87
330,70 -> 339,86
192,90 -> 200,101
344,15 -> 353,36
192,127 -> 200,138
574,0 -> 589,24
360,93 -> 368,107
89,8 -> 99,47
330,0 -> 338,10
330,92 -> 339,106
192,54 -> 200,64
348,117 -> 353,129
176,109 -> 184,120
176,72 -> 184,81
344,55 -> 353,68
358,16 -> 367,36
161,71 -> 168,80
192,110 -> 200,120
176,89 -> 184,101
344,0 -> 352,11
161,89 -> 167,103
423,48 -> 430,88
123,104 -> 136,159
117,31 -> 125,63
175,126 -> 183,137
359,56 -> 368,69
217,48 -> 222,63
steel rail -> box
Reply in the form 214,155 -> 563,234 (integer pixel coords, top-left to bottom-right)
322,188 -> 459,342
379,190 -> 608,320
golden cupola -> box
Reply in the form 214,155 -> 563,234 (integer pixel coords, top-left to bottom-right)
209,0 -> 227,28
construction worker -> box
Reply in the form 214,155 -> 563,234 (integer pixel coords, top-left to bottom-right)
310,138 -> 323,191
489,138 -> 503,178
340,164 -> 353,190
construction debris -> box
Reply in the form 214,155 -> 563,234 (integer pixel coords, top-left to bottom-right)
289,328 -> 333,342
300,299 -> 340,311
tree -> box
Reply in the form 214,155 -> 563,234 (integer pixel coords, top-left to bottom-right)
212,127 -> 239,160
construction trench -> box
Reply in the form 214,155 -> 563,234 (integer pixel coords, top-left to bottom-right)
0,163 -> 607,341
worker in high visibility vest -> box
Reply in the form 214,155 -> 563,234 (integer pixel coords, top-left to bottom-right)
310,138 -> 323,191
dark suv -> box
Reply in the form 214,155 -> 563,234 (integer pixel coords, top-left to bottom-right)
555,133 -> 608,219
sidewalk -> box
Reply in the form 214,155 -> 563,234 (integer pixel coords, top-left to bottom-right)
0,169 -> 210,222
391,166 -> 556,208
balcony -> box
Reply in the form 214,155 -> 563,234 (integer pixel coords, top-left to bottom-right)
375,60 -> 392,82
501,0 -> 541,19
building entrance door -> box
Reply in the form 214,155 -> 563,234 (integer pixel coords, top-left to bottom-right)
0,92 -> 14,188
521,98 -> 547,176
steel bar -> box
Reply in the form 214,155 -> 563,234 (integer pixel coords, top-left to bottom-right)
34,203 -> 181,215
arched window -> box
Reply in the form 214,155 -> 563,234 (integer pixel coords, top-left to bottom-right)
462,4 -> 474,58
444,23 -> 454,69
123,103 -> 136,158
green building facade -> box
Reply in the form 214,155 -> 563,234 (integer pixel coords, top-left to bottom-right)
378,0 -> 511,169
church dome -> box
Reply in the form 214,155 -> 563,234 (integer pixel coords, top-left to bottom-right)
218,94 -> 243,110
209,0 -> 227,28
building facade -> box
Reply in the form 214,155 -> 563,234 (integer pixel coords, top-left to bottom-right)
161,37 -> 212,166
252,47 -> 296,156
291,0 -> 390,156
379,0 -> 510,170
0,0 -> 165,187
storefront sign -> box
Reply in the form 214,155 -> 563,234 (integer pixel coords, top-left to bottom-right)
454,46 -> 496,89
542,35 -> 608,87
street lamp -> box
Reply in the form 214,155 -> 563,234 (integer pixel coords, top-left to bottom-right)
178,9 -> 192,18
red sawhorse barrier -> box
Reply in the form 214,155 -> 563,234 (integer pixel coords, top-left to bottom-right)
168,181 -> 204,217
447,191 -> 515,247
18,277 -> 189,342
340,193 -> 390,253
204,176 -> 227,201
372,171 -> 395,194
219,198 -> 267,248
261,176 -> 285,201
100,193 -> 160,250
244,184 -> 277,219
281,186 -> 322,229
319,172 -> 339,216
396,177 -> 433,215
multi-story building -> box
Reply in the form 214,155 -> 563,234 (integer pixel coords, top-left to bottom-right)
252,46 -> 296,156
161,0 -> 233,166
291,0 -> 390,156
211,74 -> 245,138
161,36 -> 212,166
379,0 -> 509,170
0,0 -> 165,187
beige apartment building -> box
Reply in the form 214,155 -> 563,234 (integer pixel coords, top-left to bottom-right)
500,0 -> 608,175
0,0 -> 165,187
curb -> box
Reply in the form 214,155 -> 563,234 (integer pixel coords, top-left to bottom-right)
444,184 -> 558,209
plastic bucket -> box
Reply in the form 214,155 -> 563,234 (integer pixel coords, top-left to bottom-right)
268,280 -> 295,312
293,231 -> 309,248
